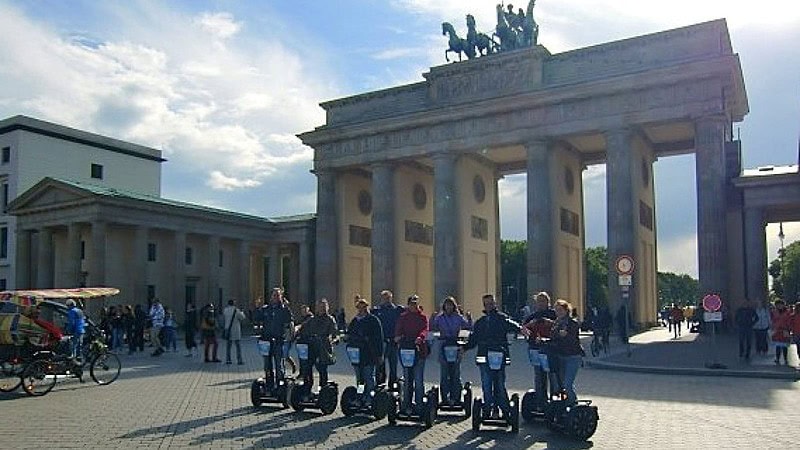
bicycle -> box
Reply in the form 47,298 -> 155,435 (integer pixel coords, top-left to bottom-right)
22,337 -> 121,396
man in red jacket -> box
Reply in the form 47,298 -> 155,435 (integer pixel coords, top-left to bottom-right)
394,294 -> 429,414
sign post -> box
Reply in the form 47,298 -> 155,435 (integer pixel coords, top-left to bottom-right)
702,294 -> 726,369
616,255 -> 635,357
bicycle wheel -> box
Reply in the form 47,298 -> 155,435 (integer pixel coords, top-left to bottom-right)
0,359 -> 23,393
90,352 -> 121,385
22,359 -> 57,397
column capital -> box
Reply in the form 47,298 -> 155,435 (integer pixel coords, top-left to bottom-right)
602,126 -> 635,139
523,136 -> 553,148
431,151 -> 458,163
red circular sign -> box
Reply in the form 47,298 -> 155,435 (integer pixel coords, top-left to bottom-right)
702,294 -> 722,312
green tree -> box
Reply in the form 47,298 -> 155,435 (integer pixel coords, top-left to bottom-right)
500,240 -> 527,313
585,246 -> 609,307
770,240 -> 800,303
657,272 -> 699,308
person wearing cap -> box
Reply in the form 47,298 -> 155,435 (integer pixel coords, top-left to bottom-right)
65,299 -> 86,360
346,296 -> 384,400
372,289 -> 404,385
394,294 -> 429,414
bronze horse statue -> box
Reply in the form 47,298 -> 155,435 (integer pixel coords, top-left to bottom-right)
442,22 -> 472,61
466,14 -> 497,56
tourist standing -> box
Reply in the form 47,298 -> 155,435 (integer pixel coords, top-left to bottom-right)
122,305 -> 135,354
522,292 -> 557,407
670,304 -> 683,338
201,303 -> 221,362
431,296 -> 471,406
223,299 -> 246,365
346,297 -> 384,404
65,299 -> 85,360
184,300 -> 198,357
753,300 -> 771,356
372,289 -> 404,385
133,304 -> 147,353
163,309 -> 178,352
771,300 -> 791,365
110,306 -> 125,351
551,299 -> 584,405
149,298 -> 165,356
735,299 -> 758,361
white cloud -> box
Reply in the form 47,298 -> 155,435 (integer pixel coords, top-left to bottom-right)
372,47 -> 423,60
207,171 -> 261,191
194,12 -> 241,39
657,234 -> 698,277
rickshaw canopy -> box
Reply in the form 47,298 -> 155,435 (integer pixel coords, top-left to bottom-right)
0,287 -> 120,306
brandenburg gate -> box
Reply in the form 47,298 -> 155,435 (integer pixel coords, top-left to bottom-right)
299,18 -> 748,322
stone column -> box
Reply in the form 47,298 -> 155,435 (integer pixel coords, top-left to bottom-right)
605,128 -> 635,314
268,244 -> 281,291
237,240 -> 250,304
371,162 -> 396,300
526,139 -> 553,299
207,235 -> 221,307
695,115 -> 729,299
173,231 -> 186,307
63,223 -> 82,288
299,239 -> 311,304
743,208 -> 767,303
88,222 -> 106,287
494,173 -> 503,301
131,226 -> 148,303
35,228 -> 54,288
315,170 -> 339,304
433,152 -> 460,301
14,229 -> 31,289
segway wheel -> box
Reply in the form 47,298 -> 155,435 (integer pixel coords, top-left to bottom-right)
510,394 -> 520,434
278,380 -> 292,408
387,396 -> 398,425
521,390 -> 537,423
568,405 -> 599,441
471,398 -> 482,432
372,390 -> 390,420
319,384 -> 339,415
340,386 -> 357,417
289,383 -> 306,412
250,379 -> 263,407
463,386 -> 473,418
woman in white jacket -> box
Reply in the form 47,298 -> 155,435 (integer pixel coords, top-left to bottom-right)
223,299 -> 247,365
753,300 -> 771,357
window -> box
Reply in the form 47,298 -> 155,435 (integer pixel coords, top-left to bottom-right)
147,243 -> 157,261
0,227 -> 7,258
218,249 -> 224,267
90,163 -> 103,179
147,285 -> 156,301
2,182 -> 8,212
80,241 -> 85,260
185,247 -> 193,265
1,147 -> 9,164
218,288 -> 223,304
0,279 -> 6,290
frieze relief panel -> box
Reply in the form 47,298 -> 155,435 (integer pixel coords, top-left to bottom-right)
318,77 -> 723,162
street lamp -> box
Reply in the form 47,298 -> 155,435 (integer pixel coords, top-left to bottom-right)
778,222 -> 785,300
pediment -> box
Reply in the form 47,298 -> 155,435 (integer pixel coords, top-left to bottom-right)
8,179 -> 95,213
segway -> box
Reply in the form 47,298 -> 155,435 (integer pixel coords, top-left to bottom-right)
520,343 -> 599,441
471,349 -> 519,433
289,335 -> 338,415
251,337 -> 294,408
340,339 -> 390,420
436,336 -> 472,418
387,339 -> 438,428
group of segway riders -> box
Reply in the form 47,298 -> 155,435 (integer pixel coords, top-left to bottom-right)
250,287 -> 598,440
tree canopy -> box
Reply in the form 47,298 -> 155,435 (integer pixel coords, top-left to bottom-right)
770,240 -> 800,303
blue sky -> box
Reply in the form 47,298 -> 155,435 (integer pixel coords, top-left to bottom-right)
1,0 -> 799,277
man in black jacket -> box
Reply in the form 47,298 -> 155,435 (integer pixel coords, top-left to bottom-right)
346,297 -> 384,399
466,293 -> 528,418
735,299 -> 758,361
259,287 -> 294,380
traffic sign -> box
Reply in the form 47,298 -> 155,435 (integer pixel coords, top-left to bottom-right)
703,311 -> 722,322
618,274 -> 632,286
702,294 -> 722,312
615,255 -> 635,275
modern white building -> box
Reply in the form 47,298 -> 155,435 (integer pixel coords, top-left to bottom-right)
0,115 -> 164,290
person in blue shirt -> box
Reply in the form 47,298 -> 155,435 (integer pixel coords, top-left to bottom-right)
431,296 -> 472,406
372,290 -> 404,385
65,299 -> 86,360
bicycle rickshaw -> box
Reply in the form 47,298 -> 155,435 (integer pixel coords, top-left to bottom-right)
0,287 -> 122,396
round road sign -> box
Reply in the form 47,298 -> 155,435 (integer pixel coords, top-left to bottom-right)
702,294 -> 722,312
615,255 -> 635,275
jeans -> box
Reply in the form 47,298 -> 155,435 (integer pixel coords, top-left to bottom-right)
354,364 -> 376,398
264,345 -> 284,380
403,359 -> 426,411
111,328 -> 124,350
479,363 -> 510,414
150,326 -> 163,351
204,335 -> 218,361
299,358 -> 331,389
281,341 -> 292,376
754,329 -> 769,354
738,329 -> 753,357
439,360 -> 461,403
377,340 -> 399,384
164,327 -> 177,351
560,355 -> 582,405
226,339 -> 242,363
70,333 -> 84,359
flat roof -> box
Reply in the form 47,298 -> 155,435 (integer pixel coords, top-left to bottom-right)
0,115 -> 166,162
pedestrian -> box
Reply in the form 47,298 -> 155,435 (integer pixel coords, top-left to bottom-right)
753,299 -> 771,356
372,289 -> 404,385
223,298 -> 246,365
122,304 -> 135,354
298,304 -> 314,325
336,308 -> 347,333
683,305 -> 694,329
163,308 -> 178,352
185,300 -> 198,357
201,303 -> 221,362
149,298 -> 165,356
522,292 -> 557,409
431,296 -> 471,406
110,305 -> 125,351
771,300 -> 791,365
346,296 -> 384,406
734,299 -> 758,361
296,298 -> 339,393
65,299 -> 86,360
670,304 -> 683,338
791,304 -> 800,367
259,287 -> 294,377
551,299 -> 584,405
133,304 -> 147,352
394,294 -> 430,416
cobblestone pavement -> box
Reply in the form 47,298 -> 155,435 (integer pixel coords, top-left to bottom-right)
1,337 -> 798,449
